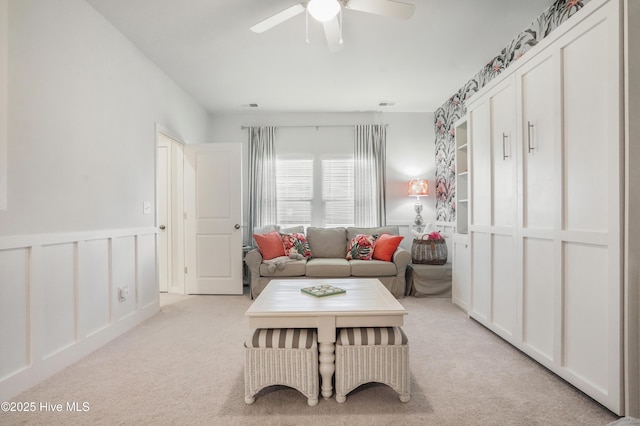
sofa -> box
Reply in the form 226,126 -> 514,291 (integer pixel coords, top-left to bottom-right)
245,225 -> 411,299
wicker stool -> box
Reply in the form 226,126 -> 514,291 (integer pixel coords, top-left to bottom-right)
335,327 -> 410,403
244,328 -> 319,406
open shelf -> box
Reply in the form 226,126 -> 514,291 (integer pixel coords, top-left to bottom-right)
455,117 -> 469,235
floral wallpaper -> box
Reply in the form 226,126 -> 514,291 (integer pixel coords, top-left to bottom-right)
434,0 -> 590,222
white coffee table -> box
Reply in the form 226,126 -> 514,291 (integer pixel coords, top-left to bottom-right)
245,278 -> 407,399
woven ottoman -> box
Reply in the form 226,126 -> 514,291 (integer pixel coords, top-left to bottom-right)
335,326 -> 410,403
244,328 -> 319,406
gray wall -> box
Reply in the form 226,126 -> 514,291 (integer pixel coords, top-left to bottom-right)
0,0 -> 211,237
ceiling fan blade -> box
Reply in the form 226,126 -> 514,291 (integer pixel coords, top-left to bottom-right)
345,0 -> 415,20
250,4 -> 306,33
322,17 -> 343,53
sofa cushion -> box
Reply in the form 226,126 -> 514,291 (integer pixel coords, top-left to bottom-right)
253,224 -> 280,234
245,328 -> 317,349
337,327 -> 408,346
259,259 -> 307,277
346,234 -> 378,260
280,225 -> 305,234
305,258 -> 351,277
349,259 -> 397,277
347,226 -> 399,242
307,227 -> 347,258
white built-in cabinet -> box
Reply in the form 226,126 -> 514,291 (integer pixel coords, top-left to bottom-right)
468,74 -> 519,339
452,118 -> 470,311
466,0 -> 627,414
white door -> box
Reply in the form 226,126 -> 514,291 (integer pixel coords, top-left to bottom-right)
184,143 -> 243,295
157,142 -> 171,292
156,132 -> 186,294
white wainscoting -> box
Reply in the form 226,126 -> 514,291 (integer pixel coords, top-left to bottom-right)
0,228 -> 159,402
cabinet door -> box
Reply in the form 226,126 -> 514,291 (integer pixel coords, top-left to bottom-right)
470,232 -> 491,321
492,234 -> 516,336
452,235 -> 470,312
522,237 -> 554,360
519,53 -> 557,230
558,0 -> 621,412
516,50 -> 560,362
491,77 -> 517,228
469,101 -> 491,227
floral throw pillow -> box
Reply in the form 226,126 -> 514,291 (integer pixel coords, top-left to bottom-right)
346,234 -> 379,260
281,232 -> 313,259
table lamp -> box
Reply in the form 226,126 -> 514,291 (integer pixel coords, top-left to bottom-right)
408,179 -> 429,226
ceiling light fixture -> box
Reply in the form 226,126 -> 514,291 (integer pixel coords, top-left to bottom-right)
307,0 -> 341,22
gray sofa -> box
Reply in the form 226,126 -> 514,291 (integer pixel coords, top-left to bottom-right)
245,225 -> 411,299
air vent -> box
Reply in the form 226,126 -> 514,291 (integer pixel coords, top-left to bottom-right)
378,101 -> 396,107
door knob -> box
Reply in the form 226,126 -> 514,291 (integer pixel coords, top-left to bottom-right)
234,224 -> 241,230
159,225 -> 166,230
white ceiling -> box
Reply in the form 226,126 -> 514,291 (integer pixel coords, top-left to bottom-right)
86,0 -> 554,114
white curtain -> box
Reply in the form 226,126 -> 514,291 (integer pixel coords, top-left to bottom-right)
248,126 -> 277,245
354,125 -> 387,227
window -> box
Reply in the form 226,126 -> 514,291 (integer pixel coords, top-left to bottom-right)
276,155 -> 354,228
276,156 -> 313,227
322,157 -> 354,227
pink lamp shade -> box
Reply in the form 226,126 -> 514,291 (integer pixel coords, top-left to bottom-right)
408,179 -> 429,198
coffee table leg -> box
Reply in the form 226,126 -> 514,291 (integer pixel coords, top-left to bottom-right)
319,342 -> 335,399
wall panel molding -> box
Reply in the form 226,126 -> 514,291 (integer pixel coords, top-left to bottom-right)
0,227 -> 159,402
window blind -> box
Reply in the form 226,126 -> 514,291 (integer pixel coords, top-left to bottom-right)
276,157 -> 313,226
322,158 -> 354,227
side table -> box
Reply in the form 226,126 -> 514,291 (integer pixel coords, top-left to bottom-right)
405,263 -> 452,297
242,245 -> 253,288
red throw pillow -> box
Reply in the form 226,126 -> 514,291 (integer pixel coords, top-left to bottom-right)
372,234 -> 404,262
253,231 -> 286,260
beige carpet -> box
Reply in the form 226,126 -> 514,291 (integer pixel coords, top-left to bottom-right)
4,291 -> 619,425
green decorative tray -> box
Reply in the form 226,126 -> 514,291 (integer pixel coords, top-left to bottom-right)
301,284 -> 346,298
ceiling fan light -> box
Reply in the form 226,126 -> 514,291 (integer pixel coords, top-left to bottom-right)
307,0 -> 340,22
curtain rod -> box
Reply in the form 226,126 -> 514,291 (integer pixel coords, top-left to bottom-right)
240,124 -> 388,130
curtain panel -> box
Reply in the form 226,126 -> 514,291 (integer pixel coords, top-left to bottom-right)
247,126 -> 277,245
354,125 -> 387,227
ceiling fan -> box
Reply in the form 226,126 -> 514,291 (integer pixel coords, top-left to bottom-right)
250,0 -> 415,52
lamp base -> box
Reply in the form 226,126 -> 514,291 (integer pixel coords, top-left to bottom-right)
413,202 -> 424,226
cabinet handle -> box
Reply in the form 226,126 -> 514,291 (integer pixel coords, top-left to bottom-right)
502,133 -> 509,160
527,121 -> 535,153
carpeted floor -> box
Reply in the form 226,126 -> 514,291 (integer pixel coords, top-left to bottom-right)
3,291 -> 619,425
